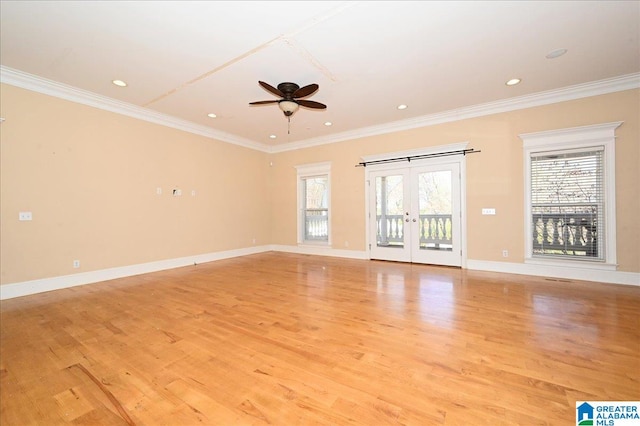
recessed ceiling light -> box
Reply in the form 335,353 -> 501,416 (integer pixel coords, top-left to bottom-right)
397,104 -> 408,110
207,113 -> 217,118
506,78 -> 521,86
269,134 -> 277,139
112,79 -> 127,87
546,48 -> 568,59
324,121 -> 332,126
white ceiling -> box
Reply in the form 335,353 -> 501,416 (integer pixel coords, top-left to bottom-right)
1,1 -> 639,150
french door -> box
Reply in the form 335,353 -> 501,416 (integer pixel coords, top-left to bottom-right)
368,161 -> 462,266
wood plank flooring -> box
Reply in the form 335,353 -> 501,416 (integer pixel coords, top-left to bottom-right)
1,252 -> 638,425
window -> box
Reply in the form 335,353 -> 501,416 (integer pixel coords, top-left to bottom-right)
521,122 -> 621,269
296,162 -> 331,245
530,149 -> 602,259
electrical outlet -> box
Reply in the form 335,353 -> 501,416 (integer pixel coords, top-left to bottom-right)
502,250 -> 509,258
19,211 -> 33,221
482,208 -> 496,215
73,260 -> 80,268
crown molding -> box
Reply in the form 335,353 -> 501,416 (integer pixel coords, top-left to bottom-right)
0,66 -> 271,153
269,72 -> 640,153
2,65 -> 637,155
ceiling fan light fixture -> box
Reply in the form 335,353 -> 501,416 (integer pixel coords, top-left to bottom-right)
278,100 -> 299,116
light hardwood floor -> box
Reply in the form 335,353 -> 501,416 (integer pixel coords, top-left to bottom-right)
1,252 -> 638,425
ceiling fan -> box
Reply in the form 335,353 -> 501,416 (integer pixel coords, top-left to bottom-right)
249,81 -> 326,117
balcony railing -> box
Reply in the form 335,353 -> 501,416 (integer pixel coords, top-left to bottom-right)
304,209 -> 328,241
532,204 -> 598,257
374,206 -> 598,257
376,214 -> 452,249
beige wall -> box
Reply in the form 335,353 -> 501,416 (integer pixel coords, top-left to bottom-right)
1,84 -> 638,287
270,89 -> 639,273
1,84 -> 271,284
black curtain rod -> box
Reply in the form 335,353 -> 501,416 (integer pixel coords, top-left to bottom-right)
355,148 -> 480,167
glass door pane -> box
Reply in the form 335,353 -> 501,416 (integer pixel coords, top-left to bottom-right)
375,175 -> 405,248
369,170 -> 411,263
417,170 -> 453,251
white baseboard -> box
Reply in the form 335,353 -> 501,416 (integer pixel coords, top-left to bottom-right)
270,244 -> 369,260
466,259 -> 639,286
270,247 -> 639,287
0,245 -> 271,300
2,248 -> 637,300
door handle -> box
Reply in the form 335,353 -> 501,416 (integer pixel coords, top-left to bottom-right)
412,219 -> 417,222
405,218 -> 410,222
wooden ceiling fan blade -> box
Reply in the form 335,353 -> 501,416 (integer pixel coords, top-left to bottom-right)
297,99 -> 326,109
249,100 -> 280,105
293,83 -> 319,98
258,81 -> 284,97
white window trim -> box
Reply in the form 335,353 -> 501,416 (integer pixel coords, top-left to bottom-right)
520,121 -> 622,271
295,161 -> 331,247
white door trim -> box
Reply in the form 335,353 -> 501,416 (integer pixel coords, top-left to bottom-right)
363,143 -> 468,268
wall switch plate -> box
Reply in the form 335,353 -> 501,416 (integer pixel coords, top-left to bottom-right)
73,260 -> 80,268
482,208 -> 496,215
19,212 -> 32,221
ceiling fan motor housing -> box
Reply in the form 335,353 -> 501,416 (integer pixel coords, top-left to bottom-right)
277,82 -> 300,98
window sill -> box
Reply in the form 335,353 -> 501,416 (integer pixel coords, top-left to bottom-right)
524,257 -> 618,271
